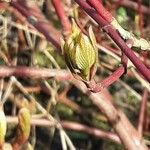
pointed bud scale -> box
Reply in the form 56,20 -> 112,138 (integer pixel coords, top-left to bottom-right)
61,20 -> 97,81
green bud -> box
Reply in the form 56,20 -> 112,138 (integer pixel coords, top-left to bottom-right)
61,20 -> 97,81
12,108 -> 31,149
18,108 -> 31,139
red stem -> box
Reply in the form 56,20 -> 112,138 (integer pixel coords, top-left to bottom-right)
87,0 -> 113,22
61,121 -> 121,143
75,0 -> 150,83
101,66 -> 124,86
137,89 -> 148,138
88,52 -> 128,92
93,53 -> 128,93
0,66 -> 71,80
88,66 -> 125,93
51,0 -> 71,33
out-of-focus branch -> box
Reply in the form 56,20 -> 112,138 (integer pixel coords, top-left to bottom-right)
0,66 -> 71,80
111,0 -> 150,15
51,0 -> 71,34
61,121 -> 120,143
137,89 -> 148,138
0,2 -> 8,10
1,68 -> 148,149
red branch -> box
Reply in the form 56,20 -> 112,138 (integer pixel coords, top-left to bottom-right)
51,0 -> 71,34
88,52 -> 128,92
137,89 -> 148,138
0,66 -> 71,80
87,0 -> 113,22
88,66 -> 125,92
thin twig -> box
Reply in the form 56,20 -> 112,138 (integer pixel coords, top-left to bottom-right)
0,66 -> 71,80
61,121 -> 120,143
137,89 -> 148,138
111,0 -> 150,15
51,0 -> 71,34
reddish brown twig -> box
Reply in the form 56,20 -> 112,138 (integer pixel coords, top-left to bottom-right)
0,65 -> 127,94
0,66 -> 71,80
111,0 -> 150,15
17,20 -> 28,50
87,66 -> 125,92
87,0 -> 113,22
51,0 -> 71,34
87,52 -> 128,93
61,121 -> 120,143
8,6 -> 36,30
137,89 -> 148,139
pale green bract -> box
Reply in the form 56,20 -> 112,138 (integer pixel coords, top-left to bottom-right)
61,20 -> 97,81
